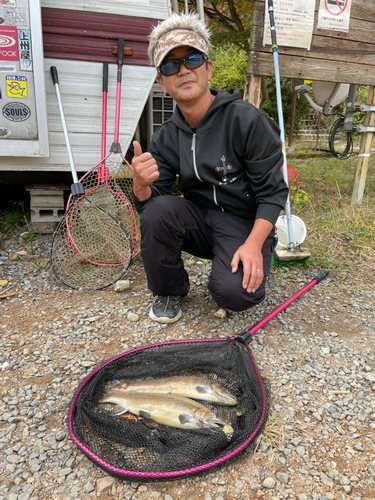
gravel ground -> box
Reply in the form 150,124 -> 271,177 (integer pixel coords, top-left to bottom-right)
1,234 -> 375,500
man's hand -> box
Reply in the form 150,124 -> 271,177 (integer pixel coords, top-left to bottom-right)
132,141 -> 159,201
231,244 -> 264,293
230,218 -> 273,293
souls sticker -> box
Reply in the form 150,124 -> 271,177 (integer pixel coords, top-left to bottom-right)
6,75 -> 27,98
2,101 -> 30,121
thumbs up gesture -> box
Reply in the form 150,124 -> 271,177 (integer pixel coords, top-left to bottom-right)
132,141 -> 160,201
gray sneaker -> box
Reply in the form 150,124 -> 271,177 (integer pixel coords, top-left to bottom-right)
149,296 -> 182,324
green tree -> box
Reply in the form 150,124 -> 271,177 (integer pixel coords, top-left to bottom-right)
210,45 -> 247,97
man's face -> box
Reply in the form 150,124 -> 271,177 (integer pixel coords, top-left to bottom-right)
157,46 -> 213,105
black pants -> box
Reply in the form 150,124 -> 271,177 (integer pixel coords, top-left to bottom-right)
140,196 -> 274,312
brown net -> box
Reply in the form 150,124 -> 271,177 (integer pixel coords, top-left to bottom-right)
50,196 -> 132,290
69,338 -> 271,479
78,158 -> 140,257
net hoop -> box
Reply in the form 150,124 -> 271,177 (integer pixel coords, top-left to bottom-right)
68,337 -> 268,479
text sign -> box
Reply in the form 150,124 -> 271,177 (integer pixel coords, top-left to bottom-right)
263,0 -> 315,50
317,0 -> 352,32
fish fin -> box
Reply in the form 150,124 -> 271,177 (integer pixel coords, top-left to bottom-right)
196,385 -> 211,394
139,410 -> 152,419
113,405 -> 127,416
108,380 -> 122,391
179,414 -> 195,425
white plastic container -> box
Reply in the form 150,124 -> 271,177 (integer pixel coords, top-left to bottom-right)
275,214 -> 307,246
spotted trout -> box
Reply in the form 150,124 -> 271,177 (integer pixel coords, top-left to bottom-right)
99,390 -> 233,436
108,376 -> 237,406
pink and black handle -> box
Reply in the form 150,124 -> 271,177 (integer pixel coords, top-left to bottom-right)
111,38 -> 125,154
237,270 -> 329,343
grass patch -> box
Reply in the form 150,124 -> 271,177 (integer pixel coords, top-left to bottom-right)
282,152 -> 375,285
262,410 -> 285,451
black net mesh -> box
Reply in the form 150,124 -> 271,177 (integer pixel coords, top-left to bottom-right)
70,338 -> 271,479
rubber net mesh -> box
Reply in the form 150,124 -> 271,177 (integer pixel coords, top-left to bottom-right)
70,338 -> 271,478
50,197 -> 132,290
80,162 -> 140,257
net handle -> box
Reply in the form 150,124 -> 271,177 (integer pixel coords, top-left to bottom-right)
101,62 -> 109,161
50,66 -> 79,185
238,271 -> 329,343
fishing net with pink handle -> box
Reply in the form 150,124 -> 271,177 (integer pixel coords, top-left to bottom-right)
68,337 -> 271,480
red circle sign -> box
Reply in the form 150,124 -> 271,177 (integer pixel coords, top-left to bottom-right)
324,0 -> 348,16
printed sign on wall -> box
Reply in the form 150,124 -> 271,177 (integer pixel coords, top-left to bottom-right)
0,25 -> 18,60
317,0 -> 353,32
263,0 -> 315,50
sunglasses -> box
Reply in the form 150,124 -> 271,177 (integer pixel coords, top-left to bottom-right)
158,53 -> 208,76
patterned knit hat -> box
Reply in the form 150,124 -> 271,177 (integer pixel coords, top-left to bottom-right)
148,13 -> 212,68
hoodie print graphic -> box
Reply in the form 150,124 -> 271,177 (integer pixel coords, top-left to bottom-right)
215,155 -> 237,185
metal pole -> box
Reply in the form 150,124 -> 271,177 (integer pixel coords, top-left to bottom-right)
288,92 -> 296,147
351,85 -> 375,205
268,0 -> 294,251
315,112 -> 321,149
196,0 -> 204,20
171,0 -> 179,14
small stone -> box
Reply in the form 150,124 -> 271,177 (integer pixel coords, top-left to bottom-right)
296,445 -> 306,457
86,316 -> 100,322
214,308 -> 227,319
96,476 -> 116,496
353,443 -> 364,452
127,312 -> 139,322
262,477 -> 276,489
296,495 -> 308,500
276,472 -> 289,485
83,482 -> 94,493
55,430 -> 66,441
113,280 -> 131,292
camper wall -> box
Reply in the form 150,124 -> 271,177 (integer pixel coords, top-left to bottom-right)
0,0 -> 169,171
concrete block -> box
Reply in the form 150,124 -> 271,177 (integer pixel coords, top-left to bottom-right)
30,221 -> 58,234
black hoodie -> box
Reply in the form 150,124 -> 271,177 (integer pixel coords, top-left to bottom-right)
135,88 -> 288,225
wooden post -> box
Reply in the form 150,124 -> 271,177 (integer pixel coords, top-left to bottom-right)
246,74 -> 262,108
351,85 -> 375,205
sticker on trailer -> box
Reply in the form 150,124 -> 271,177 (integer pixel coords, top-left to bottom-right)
2,101 -> 30,121
5,8 -> 28,26
18,29 -> 31,70
6,75 -> 27,98
0,26 -> 18,61
0,17 -> 5,25
0,0 -> 16,7
0,62 -> 15,71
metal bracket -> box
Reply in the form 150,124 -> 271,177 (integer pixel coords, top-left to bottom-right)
356,124 -> 375,133
360,103 -> 375,112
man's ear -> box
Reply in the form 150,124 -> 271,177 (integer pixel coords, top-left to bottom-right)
207,59 -> 213,83
157,74 -> 169,96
